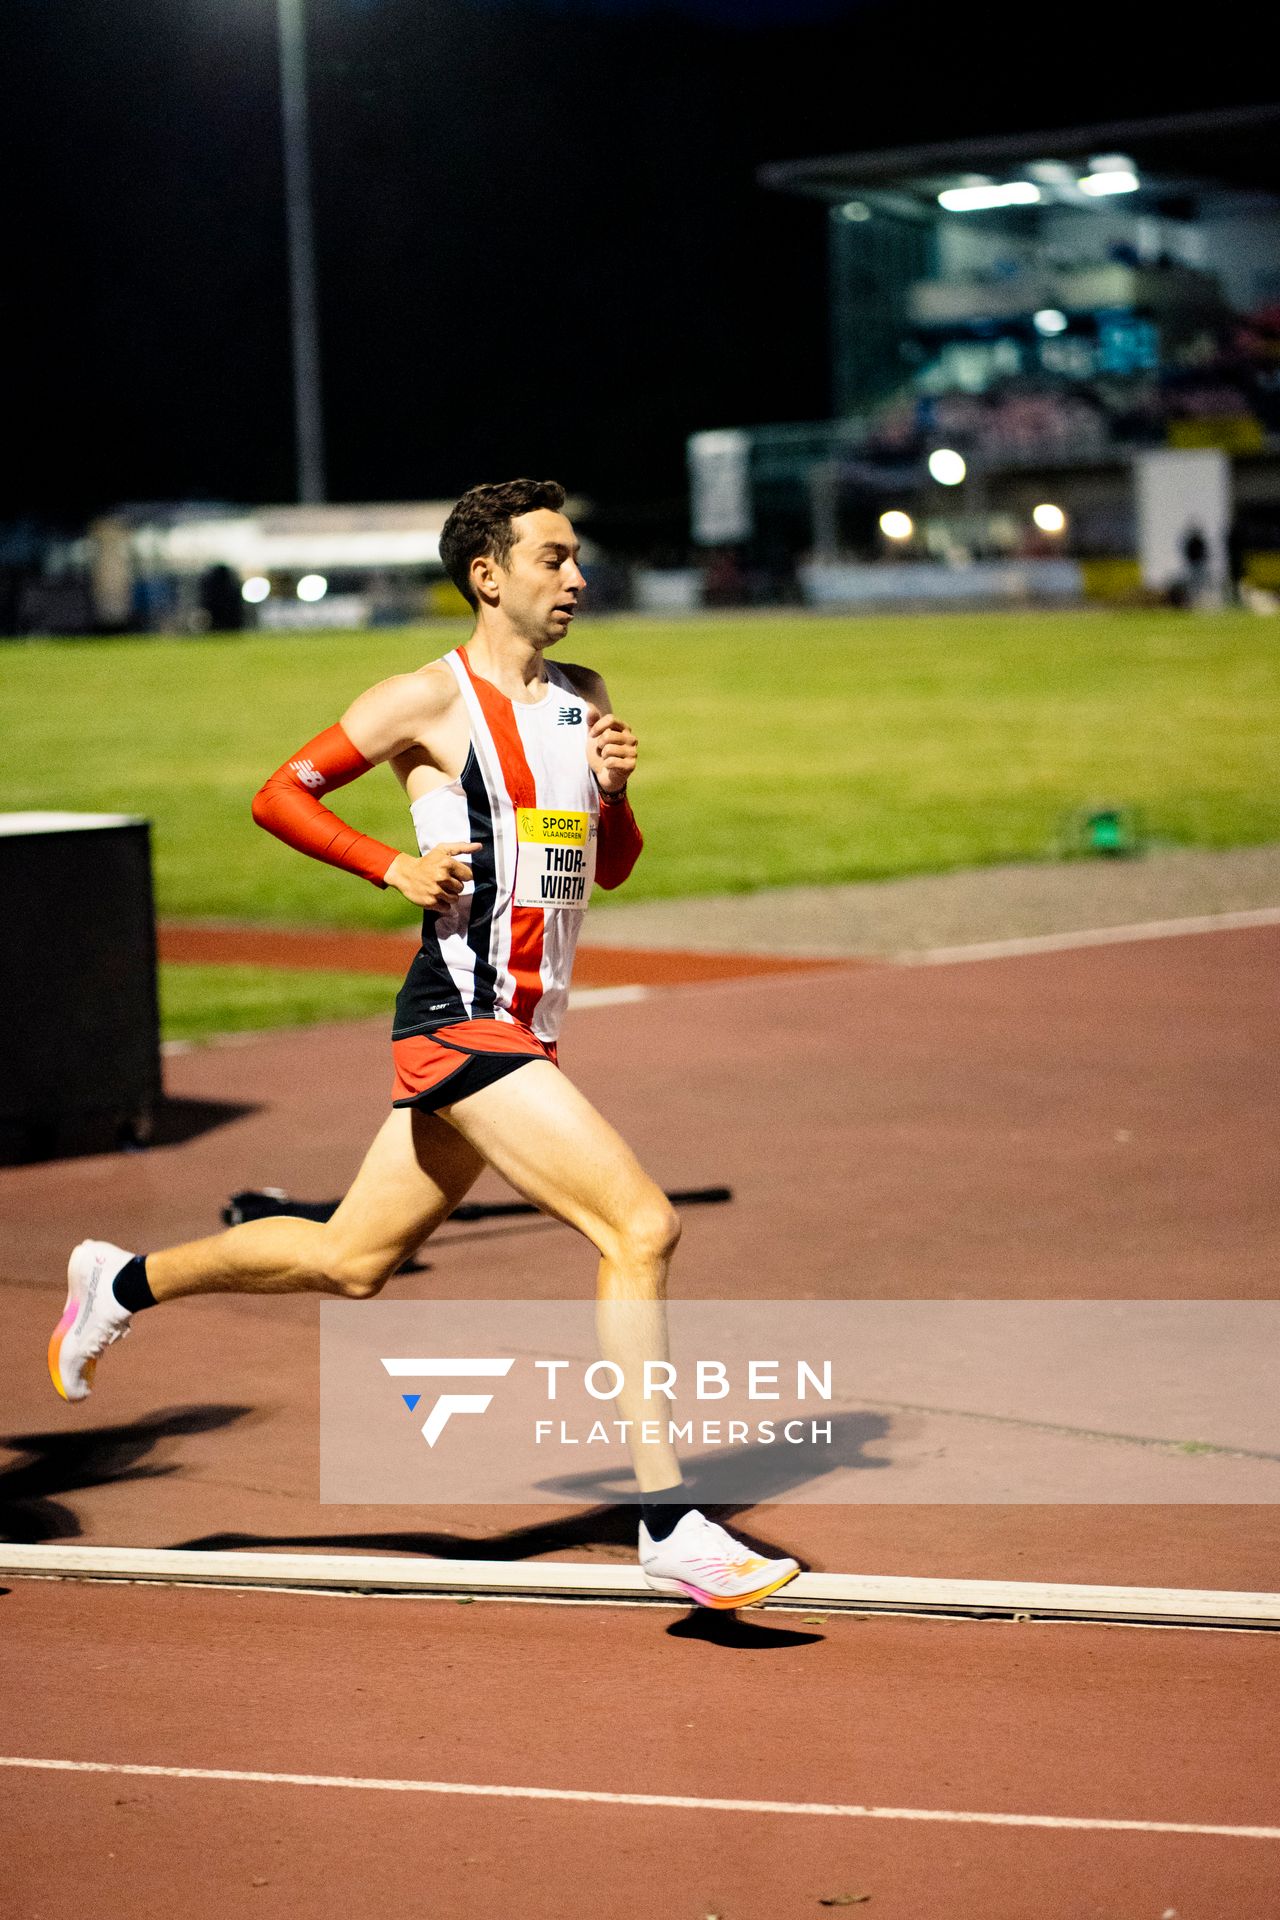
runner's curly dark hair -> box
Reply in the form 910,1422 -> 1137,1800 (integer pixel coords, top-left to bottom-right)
439,478 -> 567,608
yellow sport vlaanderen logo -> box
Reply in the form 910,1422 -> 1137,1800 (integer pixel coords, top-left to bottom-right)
516,808 -> 589,847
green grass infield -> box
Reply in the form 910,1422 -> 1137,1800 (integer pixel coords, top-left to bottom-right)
159,963 -> 395,1044
4,608 -> 1277,932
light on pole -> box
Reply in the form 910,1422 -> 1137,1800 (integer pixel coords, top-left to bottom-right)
277,0 -> 326,503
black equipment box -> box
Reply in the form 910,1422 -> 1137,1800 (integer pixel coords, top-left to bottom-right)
0,812 -> 162,1159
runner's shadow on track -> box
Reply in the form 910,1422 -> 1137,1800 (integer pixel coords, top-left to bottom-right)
0,1404 -> 253,1543
170,1416 -> 891,1566
174,1507 -> 826,1650
534,1409 -> 894,1508
179,1503 -> 673,1558
665,1612 -> 824,1650
176,1500 -> 800,1569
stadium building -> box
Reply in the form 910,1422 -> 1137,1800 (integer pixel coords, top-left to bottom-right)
690,104 -> 1280,608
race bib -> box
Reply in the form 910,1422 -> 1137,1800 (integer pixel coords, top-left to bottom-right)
514,808 -> 595,911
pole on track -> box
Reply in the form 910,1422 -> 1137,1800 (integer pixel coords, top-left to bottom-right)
222,1186 -> 734,1228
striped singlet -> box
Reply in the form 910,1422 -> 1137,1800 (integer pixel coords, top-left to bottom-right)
392,648 -> 599,1046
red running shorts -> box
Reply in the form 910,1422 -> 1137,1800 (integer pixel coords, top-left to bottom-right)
391,1018 -> 559,1114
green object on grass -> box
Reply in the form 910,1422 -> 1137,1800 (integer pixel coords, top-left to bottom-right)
1089,809 -> 1125,853
1055,803 -> 1142,859
1087,807 -> 1135,855
2,609 -> 1276,924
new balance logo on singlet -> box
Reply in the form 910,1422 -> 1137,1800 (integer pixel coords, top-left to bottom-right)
557,708 -> 583,725
289,759 -> 326,791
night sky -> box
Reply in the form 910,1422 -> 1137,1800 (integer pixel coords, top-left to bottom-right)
6,0 -> 1262,529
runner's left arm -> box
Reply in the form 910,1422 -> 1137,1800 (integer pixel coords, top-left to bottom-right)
595,791 -> 642,888
577,675 -> 643,891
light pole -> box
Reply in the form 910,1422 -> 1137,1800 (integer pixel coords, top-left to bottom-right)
277,0 -> 326,503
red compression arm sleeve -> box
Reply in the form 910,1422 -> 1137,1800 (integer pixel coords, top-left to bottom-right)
595,791 -> 643,891
250,723 -> 401,889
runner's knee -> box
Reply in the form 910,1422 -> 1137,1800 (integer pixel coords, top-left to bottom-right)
610,1192 -> 681,1268
309,1246 -> 398,1299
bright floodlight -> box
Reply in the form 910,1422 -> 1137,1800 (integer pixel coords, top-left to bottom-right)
839,199 -> 871,222
1033,308 -> 1068,335
1033,503 -> 1067,533
296,573 -> 328,602
937,181 -> 1041,212
1079,169 -> 1139,196
241,575 -> 271,604
927,448 -> 967,486
879,511 -> 914,540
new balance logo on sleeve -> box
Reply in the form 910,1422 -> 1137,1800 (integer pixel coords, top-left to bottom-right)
290,758 -> 326,791
557,707 -> 583,726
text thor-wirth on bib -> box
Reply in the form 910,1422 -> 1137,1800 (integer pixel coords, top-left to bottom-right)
514,808 -> 595,910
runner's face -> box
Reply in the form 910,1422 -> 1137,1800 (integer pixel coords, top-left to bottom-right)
496,509 -> 585,645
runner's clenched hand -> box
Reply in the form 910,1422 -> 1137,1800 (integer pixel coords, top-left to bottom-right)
385,841 -> 480,910
586,707 -> 637,793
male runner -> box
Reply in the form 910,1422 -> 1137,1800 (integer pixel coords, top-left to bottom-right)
49,478 -> 798,1611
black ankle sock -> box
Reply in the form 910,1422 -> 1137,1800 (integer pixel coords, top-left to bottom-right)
640,1499 -> 696,1543
112,1255 -> 156,1314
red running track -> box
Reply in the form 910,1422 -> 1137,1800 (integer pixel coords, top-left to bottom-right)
2,1578 -> 1279,1920
2,923 -> 1279,1915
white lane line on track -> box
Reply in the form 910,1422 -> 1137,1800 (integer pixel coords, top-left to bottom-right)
567,984 -> 650,1009
899,905 -> 1280,965
1,1757 -> 1277,1839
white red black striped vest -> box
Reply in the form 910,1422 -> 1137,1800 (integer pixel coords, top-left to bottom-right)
393,648 -> 599,1044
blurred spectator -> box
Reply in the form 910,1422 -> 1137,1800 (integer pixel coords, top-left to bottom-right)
199,564 -> 245,633
1227,516 -> 1248,604
1177,524 -> 1212,608
702,546 -> 748,607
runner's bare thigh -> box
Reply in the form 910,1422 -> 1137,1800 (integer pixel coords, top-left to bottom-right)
321,1106 -> 487,1268
435,1060 -> 676,1255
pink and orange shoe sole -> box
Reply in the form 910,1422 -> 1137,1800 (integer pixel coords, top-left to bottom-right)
48,1264 -> 97,1403
48,1296 -> 85,1401
646,1565 -> 801,1610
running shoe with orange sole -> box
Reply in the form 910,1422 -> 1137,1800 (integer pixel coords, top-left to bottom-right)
48,1241 -> 135,1402
639,1509 -> 800,1609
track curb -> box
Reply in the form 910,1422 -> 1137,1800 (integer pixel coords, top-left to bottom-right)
4,1544 -> 1278,1625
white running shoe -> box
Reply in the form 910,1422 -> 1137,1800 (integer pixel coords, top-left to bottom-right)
48,1241 -> 135,1402
639,1510 -> 800,1610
